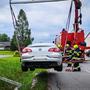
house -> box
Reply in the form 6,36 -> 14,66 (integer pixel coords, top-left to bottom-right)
0,42 -> 10,50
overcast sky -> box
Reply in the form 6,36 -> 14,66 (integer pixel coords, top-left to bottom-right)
0,0 -> 90,43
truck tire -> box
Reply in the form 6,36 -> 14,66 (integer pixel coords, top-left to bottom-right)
21,64 -> 28,72
54,64 -> 63,71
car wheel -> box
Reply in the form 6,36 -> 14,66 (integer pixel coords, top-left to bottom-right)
87,54 -> 90,57
54,64 -> 63,71
78,67 -> 81,71
21,64 -> 28,72
30,67 -> 35,71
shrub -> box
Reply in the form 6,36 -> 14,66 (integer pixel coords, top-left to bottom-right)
13,50 -> 20,57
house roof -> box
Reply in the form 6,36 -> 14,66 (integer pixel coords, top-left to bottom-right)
0,42 -> 10,47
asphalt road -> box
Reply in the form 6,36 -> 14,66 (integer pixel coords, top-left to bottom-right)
48,57 -> 90,90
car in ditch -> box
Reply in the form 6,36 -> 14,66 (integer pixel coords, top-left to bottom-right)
21,43 -> 63,71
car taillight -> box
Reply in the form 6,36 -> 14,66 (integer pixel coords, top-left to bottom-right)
22,48 -> 32,53
48,48 -> 60,52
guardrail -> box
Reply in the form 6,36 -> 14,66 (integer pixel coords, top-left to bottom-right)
0,76 -> 22,90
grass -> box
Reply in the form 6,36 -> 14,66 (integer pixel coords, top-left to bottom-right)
0,56 -> 47,90
0,80 -> 15,90
0,50 -> 14,55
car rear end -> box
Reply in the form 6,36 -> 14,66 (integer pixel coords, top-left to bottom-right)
21,43 -> 63,71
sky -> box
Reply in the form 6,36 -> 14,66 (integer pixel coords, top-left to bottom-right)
0,0 -> 90,44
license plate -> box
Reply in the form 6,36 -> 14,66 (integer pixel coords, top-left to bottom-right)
33,57 -> 47,60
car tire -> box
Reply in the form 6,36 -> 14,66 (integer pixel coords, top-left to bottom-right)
30,67 -> 35,71
87,54 -> 90,57
78,67 -> 81,71
54,64 -> 63,71
21,64 -> 28,72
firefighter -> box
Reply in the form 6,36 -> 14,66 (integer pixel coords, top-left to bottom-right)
57,44 -> 63,51
65,44 -> 72,56
65,44 -> 73,67
57,44 -> 61,48
72,44 -> 81,71
56,43 -> 64,57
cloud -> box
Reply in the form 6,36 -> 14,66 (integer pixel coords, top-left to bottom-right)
0,5 -> 12,23
31,31 -> 52,43
26,1 -> 70,23
0,1 -> 8,7
32,31 -> 50,38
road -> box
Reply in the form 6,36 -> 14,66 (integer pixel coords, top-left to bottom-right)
48,57 -> 90,90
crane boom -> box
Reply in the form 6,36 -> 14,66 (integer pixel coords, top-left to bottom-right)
73,0 -> 82,32
10,0 -> 68,4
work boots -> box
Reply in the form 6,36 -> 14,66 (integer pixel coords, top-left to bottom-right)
73,67 -> 81,72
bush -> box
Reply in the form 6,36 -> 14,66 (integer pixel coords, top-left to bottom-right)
13,50 -> 20,57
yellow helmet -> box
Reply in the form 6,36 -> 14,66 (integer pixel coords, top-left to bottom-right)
73,44 -> 78,49
57,44 -> 60,48
57,44 -> 62,48
66,44 -> 69,48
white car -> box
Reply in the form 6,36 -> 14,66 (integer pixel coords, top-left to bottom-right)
21,43 -> 63,71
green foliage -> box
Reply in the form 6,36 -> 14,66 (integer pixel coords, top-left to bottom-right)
0,33 -> 10,42
13,50 -> 20,57
0,80 -> 15,90
11,9 -> 34,51
10,31 -> 18,51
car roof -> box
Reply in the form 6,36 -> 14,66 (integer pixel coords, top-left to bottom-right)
28,43 -> 55,47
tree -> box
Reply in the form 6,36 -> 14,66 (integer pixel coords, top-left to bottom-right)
10,31 -> 17,51
0,33 -> 10,42
11,9 -> 33,51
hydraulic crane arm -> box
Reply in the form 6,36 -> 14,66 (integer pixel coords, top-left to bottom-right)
73,0 -> 82,32
10,0 -> 68,4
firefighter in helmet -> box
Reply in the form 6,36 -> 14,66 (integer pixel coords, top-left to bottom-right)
57,44 -> 63,51
65,44 -> 72,56
65,44 -> 73,67
71,44 -> 81,71
57,44 -> 61,48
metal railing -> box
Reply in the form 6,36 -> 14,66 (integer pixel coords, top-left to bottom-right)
0,76 -> 22,90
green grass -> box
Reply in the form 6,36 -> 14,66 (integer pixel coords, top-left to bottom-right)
0,56 -> 47,90
0,80 -> 15,90
0,50 -> 14,55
